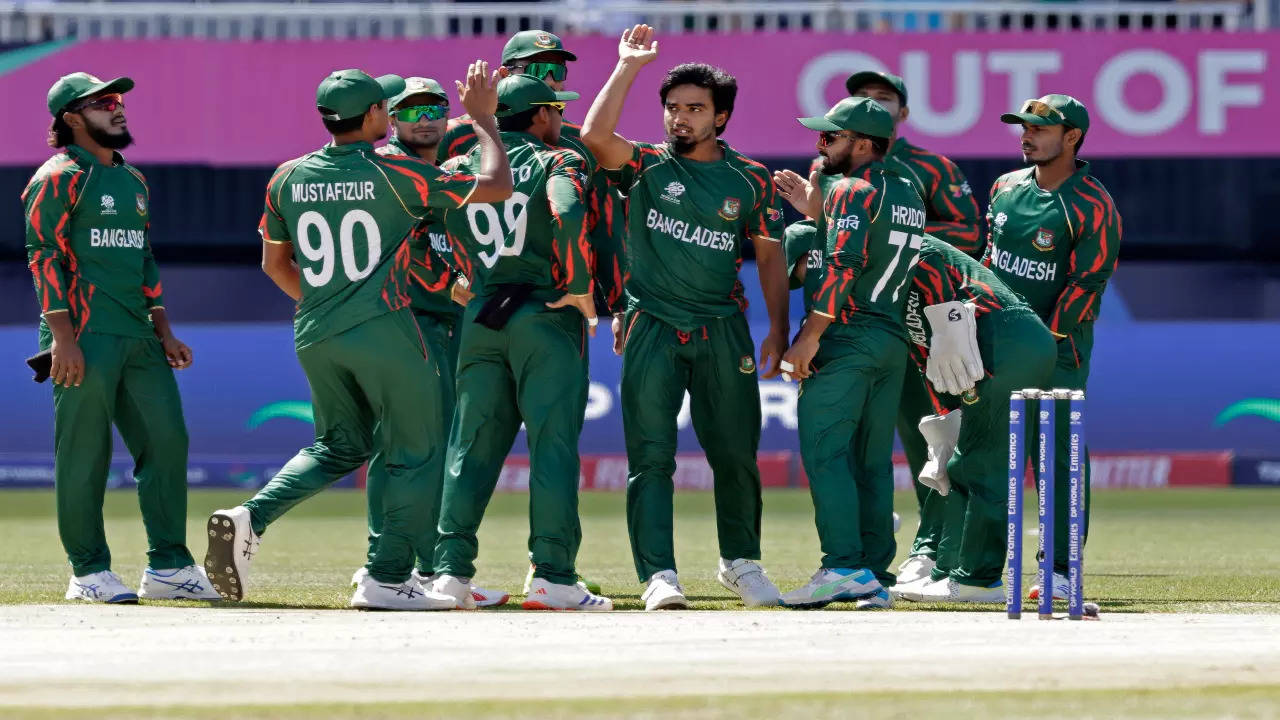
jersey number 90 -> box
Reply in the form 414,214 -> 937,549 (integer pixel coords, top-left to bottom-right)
295,209 -> 381,288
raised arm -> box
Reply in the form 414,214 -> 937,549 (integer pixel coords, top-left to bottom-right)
456,60 -> 513,204
582,24 -> 658,171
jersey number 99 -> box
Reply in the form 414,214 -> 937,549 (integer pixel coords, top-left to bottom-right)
295,209 -> 382,288
466,191 -> 530,269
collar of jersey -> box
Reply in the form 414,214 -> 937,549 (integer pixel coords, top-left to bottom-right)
850,159 -> 884,177
499,130 -> 545,149
1029,158 -> 1091,195
65,143 -> 125,167
323,141 -> 374,156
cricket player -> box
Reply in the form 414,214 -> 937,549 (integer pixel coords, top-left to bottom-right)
837,71 -> 986,587
772,97 -> 927,608
427,74 -> 612,612
24,72 -> 218,603
581,25 -> 791,611
986,94 -> 1121,601
442,31 -> 620,595
348,76 -> 506,607
443,29 -> 627,322
205,64 -> 513,610
886,237 -> 1056,603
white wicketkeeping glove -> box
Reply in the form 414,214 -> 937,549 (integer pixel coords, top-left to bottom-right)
917,410 -> 963,496
923,301 -> 984,395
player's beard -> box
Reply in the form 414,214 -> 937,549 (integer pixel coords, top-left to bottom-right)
667,124 -> 712,156
1024,139 -> 1063,166
397,134 -> 440,154
820,148 -> 854,176
86,120 -> 133,150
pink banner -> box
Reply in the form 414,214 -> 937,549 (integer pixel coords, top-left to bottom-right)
0,33 -> 1275,165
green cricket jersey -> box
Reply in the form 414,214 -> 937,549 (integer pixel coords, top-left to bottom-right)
439,131 -> 591,300
783,220 -> 823,315
611,140 -> 785,332
23,144 -> 163,343
813,162 -> 928,339
259,141 -> 477,350
981,160 -> 1121,336
811,136 -> 981,256
375,137 -> 462,321
445,117 -> 626,311
904,235 -> 1026,370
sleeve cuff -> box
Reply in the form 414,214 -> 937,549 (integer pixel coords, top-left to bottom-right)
812,310 -> 836,319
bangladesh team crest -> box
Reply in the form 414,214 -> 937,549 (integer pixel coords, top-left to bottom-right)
718,197 -> 741,221
135,193 -> 147,215
534,33 -> 557,48
738,355 -> 756,374
1034,227 -> 1055,251
962,387 -> 980,405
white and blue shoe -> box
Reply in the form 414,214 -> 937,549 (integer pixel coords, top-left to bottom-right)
855,587 -> 894,610
139,565 -> 222,600
522,577 -> 613,611
65,570 -> 138,604
781,568 -> 883,608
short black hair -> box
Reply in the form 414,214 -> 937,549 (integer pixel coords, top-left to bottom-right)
47,113 -> 74,149
659,63 -> 737,136
320,102 -> 377,136
852,132 -> 890,159
497,107 -> 540,133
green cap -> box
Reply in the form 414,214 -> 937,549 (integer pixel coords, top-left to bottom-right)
502,30 -> 577,64
1001,93 -> 1090,132
388,77 -> 448,111
495,74 -> 579,118
797,97 -> 895,138
47,72 -> 134,117
845,70 -> 908,106
315,69 -> 405,121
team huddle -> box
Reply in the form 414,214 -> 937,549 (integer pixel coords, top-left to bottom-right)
25,24 -> 1120,611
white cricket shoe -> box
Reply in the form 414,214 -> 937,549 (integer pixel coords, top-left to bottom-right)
918,577 -> 1005,603
716,558 -> 781,607
65,570 -> 138,604
781,568 -> 882,608
351,566 -> 368,588
204,506 -> 260,601
522,577 -> 613,611
350,574 -> 454,611
889,575 -> 933,602
417,570 -> 509,608
429,573 -> 477,610
1028,572 -> 1070,601
855,587 -> 894,610
641,569 -> 688,610
896,555 -> 936,585
138,565 -> 222,600
523,563 -> 601,595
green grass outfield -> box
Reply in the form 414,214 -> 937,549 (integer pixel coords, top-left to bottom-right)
2,487 -> 1278,613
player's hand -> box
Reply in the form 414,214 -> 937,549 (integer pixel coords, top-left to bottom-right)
773,169 -> 822,219
779,335 -> 819,381
161,334 -> 193,370
49,335 -> 85,387
546,292 -> 599,337
450,281 -> 475,307
618,24 -> 659,67
458,60 -> 501,119
612,313 -> 625,356
758,330 -> 787,379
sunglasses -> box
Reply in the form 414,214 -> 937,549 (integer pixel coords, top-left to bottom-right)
72,93 -> 124,113
393,104 -> 449,123
1020,99 -> 1064,122
532,101 -> 566,113
817,130 -> 854,147
512,61 -> 567,82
